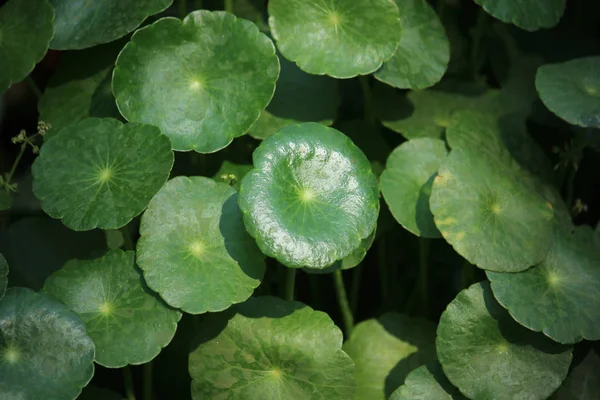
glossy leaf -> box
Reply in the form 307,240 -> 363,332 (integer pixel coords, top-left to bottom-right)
137,176 -> 265,314
189,296 -> 355,399
0,0 -> 54,93
0,288 -> 95,399
49,0 -> 173,49
555,350 -> 600,400
487,225 -> 600,344
43,250 -> 182,368
238,123 -> 380,269
0,253 -> 7,300
473,0 -> 565,31
39,41 -> 123,139
32,118 -> 174,231
343,313 -> 437,400
0,217 -> 107,290
380,138 -> 448,238
535,57 -> 600,128
430,147 -> 554,272
389,363 -> 467,400
437,282 -> 572,400
249,55 -> 340,140
375,0 -> 449,89
113,10 -> 279,153
268,0 -> 402,78
212,161 -> 253,190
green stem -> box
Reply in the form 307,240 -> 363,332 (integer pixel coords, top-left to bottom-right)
123,366 -> 136,400
470,9 -> 487,76
419,238 -> 430,315
120,224 -> 135,251
349,264 -> 363,315
333,270 -> 354,337
358,75 -> 375,126
25,76 -> 42,99
283,268 -> 296,301
224,0 -> 233,13
179,0 -> 186,18
143,362 -> 153,400
377,237 -> 389,307
3,144 -> 26,190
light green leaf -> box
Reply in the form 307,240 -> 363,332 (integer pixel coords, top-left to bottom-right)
487,225 -> 600,344
473,0 -> 565,31
0,0 -> 54,93
49,0 -> 173,49
535,57 -> 600,128
32,118 -> 174,231
268,0 -> 402,78
343,313 -> 436,400
249,54 -> 340,140
555,350 -> 600,400
380,138 -> 448,238
212,161 -> 253,190
436,282 -> 572,400
0,287 -> 95,399
238,123 -> 380,269
0,253 -> 7,300
39,41 -> 123,139
430,147 -> 554,272
112,10 -> 279,153
137,176 -> 265,314
43,249 -> 181,368
389,363 -> 467,400
189,296 -> 355,399
0,217 -> 107,290
375,0 -> 449,89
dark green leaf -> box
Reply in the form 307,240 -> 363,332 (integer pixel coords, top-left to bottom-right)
389,363 -> 467,400
473,0 -> 565,31
555,350 -> 600,400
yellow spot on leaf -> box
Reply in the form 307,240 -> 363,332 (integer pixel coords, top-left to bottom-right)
299,188 -> 315,203
271,367 -> 282,378
189,241 -> 205,258
585,86 -> 598,96
436,217 -> 456,226
434,173 -> 452,185
455,232 -> 465,241
490,203 -> 502,215
99,302 -> 113,315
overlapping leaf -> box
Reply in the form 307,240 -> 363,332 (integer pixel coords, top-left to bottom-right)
473,0 -> 565,31
390,363 -> 466,400
555,350 -> 600,400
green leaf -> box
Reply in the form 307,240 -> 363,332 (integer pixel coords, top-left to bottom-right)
380,138 -> 448,238
430,147 -> 554,272
38,41 -> 124,139
0,287 -> 95,399
212,161 -> 253,190
437,282 -> 572,400
389,363 -> 467,400
0,217 -> 107,290
343,313 -> 436,400
0,253 -> 7,300
49,0 -> 173,50
137,176 -> 265,314
238,123 -> 380,269
249,54 -> 340,140
473,0 -> 565,31
43,249 -> 181,368
375,0 -> 449,90
32,118 -> 174,231
0,0 -> 54,93
555,350 -> 600,400
535,57 -> 600,128
189,296 -> 356,399
268,0 -> 402,78
487,225 -> 600,344
336,120 -> 392,164
112,10 -> 279,153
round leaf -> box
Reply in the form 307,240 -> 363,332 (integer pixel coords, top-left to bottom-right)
238,123 -> 380,269
343,313 -> 437,400
389,363 -> 467,400
375,0 -> 449,89
0,287 -> 95,399
268,0 -> 402,78
487,225 -> 600,344
189,296 -> 356,399
473,0 -> 565,31
112,11 -> 279,153
32,118 -> 174,231
137,176 -> 265,314
39,41 -> 124,139
0,0 -> 54,93
0,253 -> 7,300
436,282 -> 572,400
43,249 -> 182,368
430,148 -> 554,272
555,350 -> 600,400
49,0 -> 173,50
249,55 -> 340,140
380,138 -> 448,238
535,57 -> 600,128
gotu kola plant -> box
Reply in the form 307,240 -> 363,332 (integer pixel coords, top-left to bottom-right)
1,0 -> 599,399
